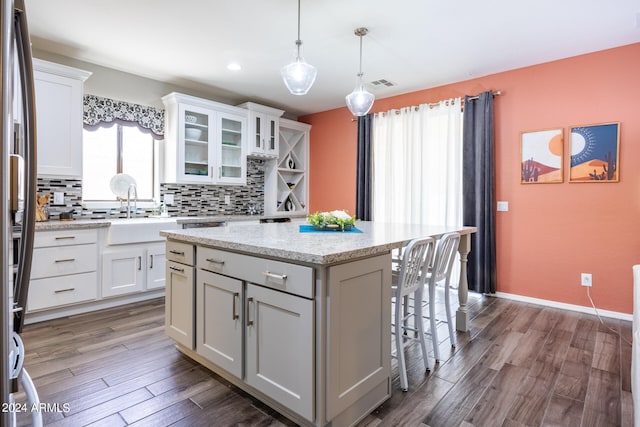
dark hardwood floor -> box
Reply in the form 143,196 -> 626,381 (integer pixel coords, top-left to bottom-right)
14,292 -> 633,426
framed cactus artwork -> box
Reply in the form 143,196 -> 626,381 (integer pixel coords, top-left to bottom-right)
569,122 -> 620,182
520,128 -> 564,184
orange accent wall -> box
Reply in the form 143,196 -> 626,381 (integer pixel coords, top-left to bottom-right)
301,43 -> 640,314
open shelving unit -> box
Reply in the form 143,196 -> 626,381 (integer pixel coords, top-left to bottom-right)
265,118 -> 310,215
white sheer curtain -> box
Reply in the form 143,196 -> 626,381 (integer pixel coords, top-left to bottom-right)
372,98 -> 463,226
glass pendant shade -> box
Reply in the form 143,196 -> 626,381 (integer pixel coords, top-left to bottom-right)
346,73 -> 375,116
346,27 -> 374,116
281,42 -> 317,95
282,0 -> 316,95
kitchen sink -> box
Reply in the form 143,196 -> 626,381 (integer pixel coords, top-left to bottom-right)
107,217 -> 179,245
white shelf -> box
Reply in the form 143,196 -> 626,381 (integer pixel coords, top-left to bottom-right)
186,122 -> 208,129
278,167 -> 305,173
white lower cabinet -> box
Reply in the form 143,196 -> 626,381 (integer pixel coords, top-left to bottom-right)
245,282 -> 313,421
28,229 -> 99,312
196,270 -> 243,378
195,269 -> 314,419
102,247 -> 144,297
146,244 -> 168,290
192,245 -> 314,421
165,242 -> 195,349
166,240 -> 392,426
102,242 -> 167,297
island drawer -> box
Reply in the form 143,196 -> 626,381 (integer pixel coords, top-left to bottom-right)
167,241 -> 195,265
197,247 -> 313,299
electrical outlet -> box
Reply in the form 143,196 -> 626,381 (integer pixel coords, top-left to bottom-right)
53,192 -> 64,205
225,195 -> 231,205
164,194 -> 174,205
497,201 -> 509,212
581,273 -> 592,287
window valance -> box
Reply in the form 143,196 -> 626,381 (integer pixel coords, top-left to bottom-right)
83,94 -> 164,139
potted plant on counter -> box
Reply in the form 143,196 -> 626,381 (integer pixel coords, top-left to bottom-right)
307,210 -> 356,231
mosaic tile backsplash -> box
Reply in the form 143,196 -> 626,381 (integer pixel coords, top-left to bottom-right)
37,159 -> 265,220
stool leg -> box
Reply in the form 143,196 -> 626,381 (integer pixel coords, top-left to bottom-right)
428,281 -> 440,362
395,296 -> 409,392
415,288 -> 430,372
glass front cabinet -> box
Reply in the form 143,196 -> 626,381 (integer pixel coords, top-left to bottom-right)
238,102 -> 284,159
163,92 -> 247,185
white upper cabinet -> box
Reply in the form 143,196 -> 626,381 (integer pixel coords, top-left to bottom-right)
238,102 -> 284,158
163,92 -> 247,185
33,59 -> 91,177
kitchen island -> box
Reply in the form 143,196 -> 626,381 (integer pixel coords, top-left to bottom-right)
160,220 -> 476,427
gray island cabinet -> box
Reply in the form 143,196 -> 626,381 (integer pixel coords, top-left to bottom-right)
160,220 -> 476,427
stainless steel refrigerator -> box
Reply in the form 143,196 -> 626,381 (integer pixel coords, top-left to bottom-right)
1,0 -> 41,425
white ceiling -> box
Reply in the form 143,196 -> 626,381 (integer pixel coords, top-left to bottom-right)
24,0 -> 640,117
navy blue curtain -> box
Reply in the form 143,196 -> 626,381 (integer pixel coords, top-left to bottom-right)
462,92 -> 496,294
356,114 -> 373,221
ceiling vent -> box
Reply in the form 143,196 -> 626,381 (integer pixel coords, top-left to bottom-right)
369,79 -> 396,88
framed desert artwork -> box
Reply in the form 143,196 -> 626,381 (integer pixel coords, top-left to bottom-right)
569,122 -> 620,182
520,128 -> 563,184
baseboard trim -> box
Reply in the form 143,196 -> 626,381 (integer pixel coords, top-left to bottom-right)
494,292 -> 633,322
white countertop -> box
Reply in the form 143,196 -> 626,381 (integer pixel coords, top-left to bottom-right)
160,219 -> 477,265
33,213 -> 303,231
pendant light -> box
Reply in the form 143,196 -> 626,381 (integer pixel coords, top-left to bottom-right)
345,27 -> 375,116
281,0 -> 317,95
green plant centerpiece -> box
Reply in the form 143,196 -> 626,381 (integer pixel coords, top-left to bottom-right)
307,210 -> 356,231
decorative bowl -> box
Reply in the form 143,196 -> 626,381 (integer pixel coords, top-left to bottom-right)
185,128 -> 202,140
185,114 -> 197,123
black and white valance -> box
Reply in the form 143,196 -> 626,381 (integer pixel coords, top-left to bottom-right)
83,94 -> 164,138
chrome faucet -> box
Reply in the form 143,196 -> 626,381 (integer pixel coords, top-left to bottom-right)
127,183 -> 137,218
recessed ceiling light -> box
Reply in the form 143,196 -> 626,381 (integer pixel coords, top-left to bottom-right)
227,62 -> 241,71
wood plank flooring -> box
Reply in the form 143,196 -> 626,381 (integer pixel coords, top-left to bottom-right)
13,293 -> 633,426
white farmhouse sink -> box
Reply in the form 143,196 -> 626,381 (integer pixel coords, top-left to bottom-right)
108,217 -> 179,245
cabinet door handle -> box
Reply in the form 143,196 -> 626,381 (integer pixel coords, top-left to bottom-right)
149,254 -> 154,269
232,292 -> 239,320
54,287 -> 75,294
262,271 -> 287,281
247,297 -> 254,326
54,236 -> 75,240
54,258 -> 75,263
137,256 -> 142,271
218,166 -> 222,178
169,265 -> 184,274
205,258 -> 225,266
169,250 -> 184,256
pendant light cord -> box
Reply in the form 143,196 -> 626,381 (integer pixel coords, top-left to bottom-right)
297,0 -> 301,42
354,28 -> 368,77
358,34 -> 363,76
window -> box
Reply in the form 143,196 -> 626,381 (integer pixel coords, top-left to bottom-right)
82,123 -> 157,202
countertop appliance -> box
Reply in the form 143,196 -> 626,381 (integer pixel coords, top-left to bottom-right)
1,1 -> 42,425
181,221 -> 226,229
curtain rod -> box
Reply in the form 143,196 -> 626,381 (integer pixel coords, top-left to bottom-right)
350,89 -> 502,121
466,90 -> 502,101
